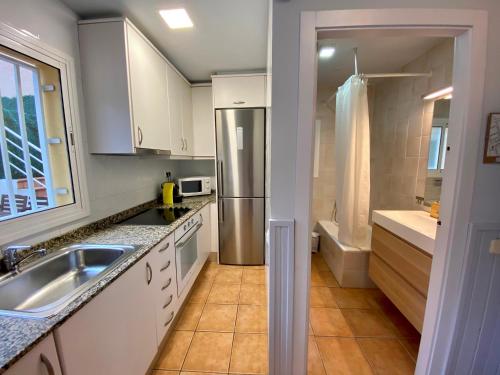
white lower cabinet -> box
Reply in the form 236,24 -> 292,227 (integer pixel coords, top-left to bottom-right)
54,255 -> 157,375
198,204 -> 211,261
149,234 -> 178,345
5,334 -> 61,375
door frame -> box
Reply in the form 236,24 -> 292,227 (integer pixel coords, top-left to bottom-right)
279,8 -> 487,375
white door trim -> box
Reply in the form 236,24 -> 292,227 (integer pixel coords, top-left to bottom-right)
288,8 -> 487,375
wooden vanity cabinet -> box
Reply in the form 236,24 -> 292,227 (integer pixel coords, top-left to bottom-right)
369,224 -> 433,332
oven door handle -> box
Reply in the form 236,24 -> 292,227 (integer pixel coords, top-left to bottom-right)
175,222 -> 202,248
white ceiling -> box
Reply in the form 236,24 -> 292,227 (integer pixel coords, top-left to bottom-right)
317,36 -> 448,98
60,0 -> 268,82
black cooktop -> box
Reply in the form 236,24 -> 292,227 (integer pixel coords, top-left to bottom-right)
120,207 -> 191,225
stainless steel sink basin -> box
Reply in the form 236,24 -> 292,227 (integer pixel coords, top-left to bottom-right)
0,244 -> 138,318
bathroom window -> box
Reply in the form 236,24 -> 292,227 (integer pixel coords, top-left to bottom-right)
0,31 -> 88,244
428,125 -> 448,171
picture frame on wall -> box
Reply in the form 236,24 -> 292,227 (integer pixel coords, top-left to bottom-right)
483,113 -> 500,164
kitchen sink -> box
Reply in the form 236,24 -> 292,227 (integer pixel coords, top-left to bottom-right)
0,244 -> 138,318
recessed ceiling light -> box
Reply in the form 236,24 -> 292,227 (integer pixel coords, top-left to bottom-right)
319,46 -> 335,59
423,86 -> 453,100
159,9 -> 193,29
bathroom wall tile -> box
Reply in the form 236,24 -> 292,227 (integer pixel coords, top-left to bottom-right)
406,136 -> 421,157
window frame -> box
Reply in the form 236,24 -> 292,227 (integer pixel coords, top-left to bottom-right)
0,24 -> 89,245
427,118 -> 449,177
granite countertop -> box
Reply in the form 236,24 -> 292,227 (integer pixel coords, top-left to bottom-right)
0,194 -> 215,373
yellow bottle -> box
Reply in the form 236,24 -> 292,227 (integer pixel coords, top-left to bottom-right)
162,182 -> 175,206
430,201 -> 440,219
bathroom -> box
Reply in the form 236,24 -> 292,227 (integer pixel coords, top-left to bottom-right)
308,34 -> 454,374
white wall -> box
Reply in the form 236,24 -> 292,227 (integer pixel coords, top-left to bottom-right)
0,0 -> 213,244
270,0 -> 500,372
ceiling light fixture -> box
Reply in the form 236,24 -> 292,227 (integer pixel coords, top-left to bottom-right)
159,9 -> 193,29
423,86 -> 453,100
319,46 -> 335,59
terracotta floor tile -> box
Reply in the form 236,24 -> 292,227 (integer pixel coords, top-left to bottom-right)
341,309 -> 398,337
308,336 -> 326,375
207,283 -> 241,304
180,372 -> 225,375
229,333 -> 268,374
155,330 -> 194,370
235,305 -> 268,333
182,332 -> 233,373
214,268 -> 243,284
310,287 -> 338,308
239,283 -> 267,306
309,308 -> 353,337
197,304 -> 238,332
357,338 -> 416,375
175,303 -> 204,331
331,288 -> 378,309
152,371 -> 179,375
309,323 -> 314,336
315,337 -> 373,375
242,269 -> 266,284
311,270 -> 339,287
375,297 -> 421,338
311,254 -> 331,271
189,282 -> 212,304
400,337 -> 420,361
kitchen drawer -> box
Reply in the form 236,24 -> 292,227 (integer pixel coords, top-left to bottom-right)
212,75 -> 266,108
369,254 -> 426,332
371,224 -> 432,296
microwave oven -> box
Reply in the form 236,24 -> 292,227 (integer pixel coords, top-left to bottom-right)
177,177 -> 211,197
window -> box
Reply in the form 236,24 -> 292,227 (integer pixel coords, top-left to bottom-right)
0,45 -> 74,221
428,125 -> 448,171
0,28 -> 88,244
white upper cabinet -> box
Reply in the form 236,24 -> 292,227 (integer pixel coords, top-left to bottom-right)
192,86 -> 215,157
79,18 -> 173,154
167,64 -> 193,156
212,74 -> 266,108
126,23 -> 170,151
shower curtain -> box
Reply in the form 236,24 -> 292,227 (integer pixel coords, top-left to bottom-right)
334,75 -> 371,248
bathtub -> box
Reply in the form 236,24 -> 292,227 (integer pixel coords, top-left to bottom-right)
316,220 -> 375,288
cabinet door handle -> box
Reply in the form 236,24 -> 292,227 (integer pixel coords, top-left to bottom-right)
160,261 -> 171,272
159,242 -> 170,253
162,294 -> 174,309
138,126 -> 143,146
164,311 -> 175,326
233,100 -> 246,105
146,262 -> 152,285
40,353 -> 55,375
162,278 -> 172,291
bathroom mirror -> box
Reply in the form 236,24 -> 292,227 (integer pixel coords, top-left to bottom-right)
423,98 -> 450,204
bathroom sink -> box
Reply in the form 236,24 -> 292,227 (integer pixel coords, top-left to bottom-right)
0,244 -> 138,318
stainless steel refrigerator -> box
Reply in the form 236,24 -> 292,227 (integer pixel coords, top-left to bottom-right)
216,108 -> 265,265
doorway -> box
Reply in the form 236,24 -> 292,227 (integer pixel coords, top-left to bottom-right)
268,9 -> 487,375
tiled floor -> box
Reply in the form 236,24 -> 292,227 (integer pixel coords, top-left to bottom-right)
153,253 -> 420,375
153,262 -> 268,375
308,253 -> 421,375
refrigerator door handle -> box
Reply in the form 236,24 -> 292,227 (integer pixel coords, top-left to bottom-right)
218,160 -> 224,196
218,199 -> 224,222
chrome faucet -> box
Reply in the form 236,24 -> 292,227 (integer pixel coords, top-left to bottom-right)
2,245 -> 47,273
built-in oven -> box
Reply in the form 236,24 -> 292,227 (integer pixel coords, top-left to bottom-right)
175,215 -> 202,296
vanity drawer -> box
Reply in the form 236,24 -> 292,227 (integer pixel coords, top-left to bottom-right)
369,254 -> 426,332
371,224 -> 432,296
